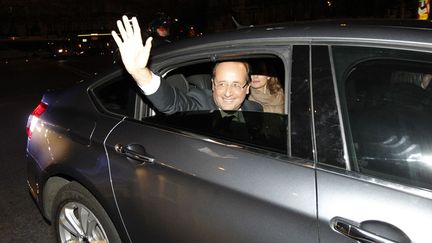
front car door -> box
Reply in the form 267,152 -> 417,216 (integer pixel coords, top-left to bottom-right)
311,44 -> 432,242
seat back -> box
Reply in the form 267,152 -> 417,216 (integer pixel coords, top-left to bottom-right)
166,74 -> 189,93
187,74 -> 212,90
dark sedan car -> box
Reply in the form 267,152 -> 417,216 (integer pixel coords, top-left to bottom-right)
26,20 -> 432,243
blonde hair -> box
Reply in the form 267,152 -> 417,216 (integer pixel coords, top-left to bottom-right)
267,76 -> 283,95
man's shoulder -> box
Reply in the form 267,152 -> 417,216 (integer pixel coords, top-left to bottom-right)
186,87 -> 218,109
187,87 -> 212,99
243,100 -> 263,112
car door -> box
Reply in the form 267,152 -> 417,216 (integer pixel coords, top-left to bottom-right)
104,115 -> 318,243
103,47 -> 319,242
311,45 -> 432,243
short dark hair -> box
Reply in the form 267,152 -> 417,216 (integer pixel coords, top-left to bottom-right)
211,61 -> 251,84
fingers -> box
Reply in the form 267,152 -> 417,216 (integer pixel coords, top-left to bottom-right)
116,19 -> 128,41
145,37 -> 153,49
111,31 -> 123,48
143,37 -> 153,58
131,17 -> 141,40
122,15 -> 134,38
112,15 -> 144,49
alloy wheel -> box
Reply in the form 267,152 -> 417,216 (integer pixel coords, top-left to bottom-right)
58,202 -> 108,243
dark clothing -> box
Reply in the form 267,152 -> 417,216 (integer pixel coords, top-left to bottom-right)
151,35 -> 171,48
147,79 -> 263,114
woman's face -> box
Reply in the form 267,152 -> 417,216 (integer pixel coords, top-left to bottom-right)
250,74 -> 269,89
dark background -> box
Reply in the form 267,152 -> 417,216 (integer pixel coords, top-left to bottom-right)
0,0 -> 421,37
0,0 -> 426,241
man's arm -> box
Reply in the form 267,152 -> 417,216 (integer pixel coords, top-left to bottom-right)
146,80 -> 214,114
111,15 -> 156,90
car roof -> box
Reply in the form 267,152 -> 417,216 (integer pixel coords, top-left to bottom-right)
152,19 -> 432,56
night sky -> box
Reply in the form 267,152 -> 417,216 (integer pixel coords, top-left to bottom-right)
0,0 -> 421,37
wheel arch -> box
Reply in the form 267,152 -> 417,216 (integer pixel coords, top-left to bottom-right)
42,174 -> 129,242
42,176 -> 71,222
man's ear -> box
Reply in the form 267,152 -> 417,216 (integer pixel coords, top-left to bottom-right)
246,84 -> 250,94
211,78 -> 215,91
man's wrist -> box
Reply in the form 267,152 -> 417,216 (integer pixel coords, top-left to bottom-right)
138,71 -> 161,95
130,68 -> 152,86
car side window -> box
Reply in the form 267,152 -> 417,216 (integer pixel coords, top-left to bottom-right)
92,74 -> 145,118
334,46 -> 432,190
165,56 -> 286,112
141,56 -> 288,154
145,110 -> 288,154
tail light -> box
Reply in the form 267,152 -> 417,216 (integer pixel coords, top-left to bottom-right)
26,102 -> 48,139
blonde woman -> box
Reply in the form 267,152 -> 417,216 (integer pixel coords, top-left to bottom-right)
249,63 -> 284,114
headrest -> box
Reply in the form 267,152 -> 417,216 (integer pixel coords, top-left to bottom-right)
166,74 -> 189,93
187,74 -> 212,90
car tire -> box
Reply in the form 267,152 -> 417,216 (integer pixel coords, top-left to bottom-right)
52,181 -> 121,243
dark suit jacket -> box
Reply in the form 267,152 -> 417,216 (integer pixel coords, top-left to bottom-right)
147,79 -> 263,114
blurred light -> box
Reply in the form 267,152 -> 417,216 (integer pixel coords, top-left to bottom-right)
422,155 -> 432,164
27,102 -> 48,138
327,0 -> 332,7
82,38 -> 87,43
418,0 -> 430,20
77,33 -> 112,37
58,49 -> 64,53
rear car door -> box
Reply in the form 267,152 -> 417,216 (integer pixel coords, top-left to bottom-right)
105,113 -> 317,243
102,45 -> 319,242
311,45 -> 432,243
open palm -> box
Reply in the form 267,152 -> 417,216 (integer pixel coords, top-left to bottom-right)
112,16 -> 153,84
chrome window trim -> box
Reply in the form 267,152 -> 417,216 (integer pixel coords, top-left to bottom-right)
284,46 -> 292,157
327,45 -> 350,171
309,45 -> 318,163
316,163 -> 432,200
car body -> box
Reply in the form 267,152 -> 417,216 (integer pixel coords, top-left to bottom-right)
26,19 -> 432,243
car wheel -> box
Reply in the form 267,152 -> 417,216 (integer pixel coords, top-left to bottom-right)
52,181 -> 121,243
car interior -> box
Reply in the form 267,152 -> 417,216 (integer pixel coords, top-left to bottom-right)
342,58 -> 432,189
164,56 -> 284,91
91,55 -> 288,153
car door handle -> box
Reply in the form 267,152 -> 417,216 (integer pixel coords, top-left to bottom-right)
332,217 -> 410,243
115,143 -> 155,164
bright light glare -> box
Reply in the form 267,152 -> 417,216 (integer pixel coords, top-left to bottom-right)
419,154 -> 432,164
29,116 -> 39,134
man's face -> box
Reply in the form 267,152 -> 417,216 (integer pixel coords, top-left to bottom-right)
212,62 -> 250,110
156,26 -> 169,37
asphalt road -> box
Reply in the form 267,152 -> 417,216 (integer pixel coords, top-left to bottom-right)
0,55 -> 114,242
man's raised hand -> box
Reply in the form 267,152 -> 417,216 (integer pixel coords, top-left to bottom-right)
111,15 -> 153,86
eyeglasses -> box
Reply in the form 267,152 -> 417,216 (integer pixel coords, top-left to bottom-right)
213,81 -> 248,91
